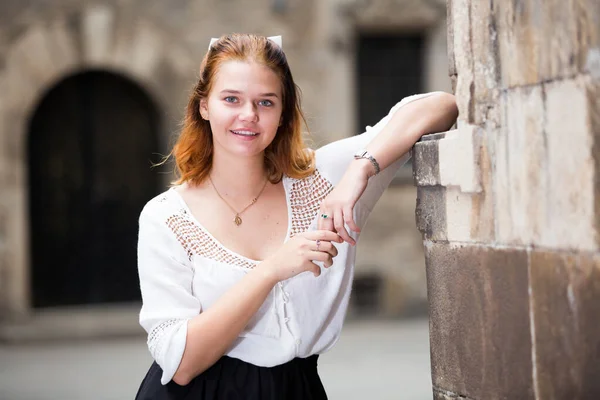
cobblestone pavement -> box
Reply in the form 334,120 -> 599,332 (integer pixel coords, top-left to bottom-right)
0,318 -> 432,400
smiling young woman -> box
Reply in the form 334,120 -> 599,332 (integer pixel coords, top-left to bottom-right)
135,33 -> 458,400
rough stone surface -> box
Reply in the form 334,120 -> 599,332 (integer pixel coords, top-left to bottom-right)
82,4 -> 115,65
449,0 -> 473,123
348,0 -> 444,31
433,390 -> 470,400
413,138 -> 440,187
493,76 -> 598,251
415,125 -> 493,244
443,187 -> 476,243
426,242 -> 534,400
495,84 -> 547,246
446,0 -> 456,77
496,1 -> 575,88
415,186 -> 446,242
543,76 -> 596,251
439,127 -> 481,193
591,77 -> 600,249
530,250 -> 600,399
421,1 -> 600,400
470,0 -> 500,126
426,244 -> 533,399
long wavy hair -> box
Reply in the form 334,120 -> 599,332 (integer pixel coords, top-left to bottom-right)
167,33 -> 315,186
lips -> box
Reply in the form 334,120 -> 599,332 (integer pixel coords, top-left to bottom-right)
230,129 -> 259,136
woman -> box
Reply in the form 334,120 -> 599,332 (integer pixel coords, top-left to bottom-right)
135,33 -> 457,399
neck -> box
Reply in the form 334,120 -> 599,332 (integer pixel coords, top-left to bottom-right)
209,150 -> 269,199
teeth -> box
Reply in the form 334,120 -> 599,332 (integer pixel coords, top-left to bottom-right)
232,130 -> 258,136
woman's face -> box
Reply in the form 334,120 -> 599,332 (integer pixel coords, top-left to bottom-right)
200,60 -> 284,158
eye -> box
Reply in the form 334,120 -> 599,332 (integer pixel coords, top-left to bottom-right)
258,99 -> 274,107
224,96 -> 238,103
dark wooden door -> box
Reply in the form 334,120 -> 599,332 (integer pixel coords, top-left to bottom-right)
356,33 -> 424,134
28,71 -> 160,308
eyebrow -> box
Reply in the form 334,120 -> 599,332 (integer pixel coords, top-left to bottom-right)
220,89 -> 279,98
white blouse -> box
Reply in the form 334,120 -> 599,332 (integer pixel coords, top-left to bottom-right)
137,93 -> 436,384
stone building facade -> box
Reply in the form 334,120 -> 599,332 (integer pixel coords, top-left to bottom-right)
0,0 -> 449,338
414,0 -> 600,398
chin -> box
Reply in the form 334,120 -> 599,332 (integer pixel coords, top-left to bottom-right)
228,145 -> 268,158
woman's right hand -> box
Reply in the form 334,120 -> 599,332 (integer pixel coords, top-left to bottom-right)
259,230 -> 343,282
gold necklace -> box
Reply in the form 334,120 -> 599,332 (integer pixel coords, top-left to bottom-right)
209,175 -> 269,226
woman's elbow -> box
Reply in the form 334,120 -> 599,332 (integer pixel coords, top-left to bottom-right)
172,356 -> 212,386
437,92 -> 458,124
172,370 -> 192,386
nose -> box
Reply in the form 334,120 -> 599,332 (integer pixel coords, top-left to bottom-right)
239,102 -> 258,122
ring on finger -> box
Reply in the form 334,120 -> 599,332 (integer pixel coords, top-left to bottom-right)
316,239 -> 321,251
321,213 -> 329,219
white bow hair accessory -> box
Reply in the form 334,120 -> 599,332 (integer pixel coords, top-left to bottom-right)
208,35 -> 283,50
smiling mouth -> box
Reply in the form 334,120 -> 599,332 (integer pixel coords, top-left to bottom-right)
230,130 -> 259,137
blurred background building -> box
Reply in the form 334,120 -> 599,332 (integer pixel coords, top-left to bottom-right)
0,0 -> 450,339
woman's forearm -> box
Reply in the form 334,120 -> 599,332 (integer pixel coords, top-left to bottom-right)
173,263 -> 278,385
363,92 -> 458,174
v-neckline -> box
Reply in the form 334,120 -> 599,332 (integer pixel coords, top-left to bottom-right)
169,175 -> 293,264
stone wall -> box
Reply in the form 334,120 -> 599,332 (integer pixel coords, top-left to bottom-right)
413,1 -> 600,399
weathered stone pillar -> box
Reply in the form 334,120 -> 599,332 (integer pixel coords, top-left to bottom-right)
414,1 -> 600,399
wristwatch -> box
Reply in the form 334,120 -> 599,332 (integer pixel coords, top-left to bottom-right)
353,149 -> 380,176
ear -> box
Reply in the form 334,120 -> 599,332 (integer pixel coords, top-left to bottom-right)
199,98 -> 209,120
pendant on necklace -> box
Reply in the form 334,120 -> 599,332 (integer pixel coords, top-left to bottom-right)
234,215 -> 242,226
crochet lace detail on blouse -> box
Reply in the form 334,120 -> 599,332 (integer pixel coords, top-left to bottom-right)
288,169 -> 334,237
148,318 -> 183,358
163,169 -> 333,268
166,212 -> 259,268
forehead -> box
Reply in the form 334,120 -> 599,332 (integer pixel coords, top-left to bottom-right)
211,60 -> 282,96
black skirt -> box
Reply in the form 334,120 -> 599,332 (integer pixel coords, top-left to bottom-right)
135,355 -> 328,400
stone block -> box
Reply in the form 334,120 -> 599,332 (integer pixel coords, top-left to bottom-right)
0,205 -> 5,317
413,138 -> 440,187
414,126 -> 493,243
449,0 -> 501,124
439,127 -> 481,193
530,250 -> 600,399
426,242 -> 534,399
415,186 -> 446,241
443,187 -> 473,242
433,390 -> 470,400
470,0 -> 501,126
496,1 -> 599,88
537,1 -> 579,84
591,78 -> 600,248
496,1 -> 538,87
575,0 -> 600,77
495,85 -> 547,246
495,1 -> 553,87
83,4 -> 115,65
446,0 -> 456,77
450,0 -> 473,123
491,77 -> 597,252
5,35 -> 46,111
542,76 -> 596,251
442,125 -> 494,243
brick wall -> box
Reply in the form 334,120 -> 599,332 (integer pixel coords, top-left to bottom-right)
414,1 -> 600,399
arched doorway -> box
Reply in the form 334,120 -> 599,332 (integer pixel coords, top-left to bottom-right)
28,70 -> 161,308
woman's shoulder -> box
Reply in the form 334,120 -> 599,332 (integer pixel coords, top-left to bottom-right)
140,187 -> 182,222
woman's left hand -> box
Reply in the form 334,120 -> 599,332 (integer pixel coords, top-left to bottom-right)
317,160 -> 373,246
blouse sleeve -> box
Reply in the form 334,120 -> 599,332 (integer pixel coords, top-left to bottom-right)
315,93 -> 439,224
137,202 -> 202,385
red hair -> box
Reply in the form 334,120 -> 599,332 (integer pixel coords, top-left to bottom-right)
167,33 -> 315,186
